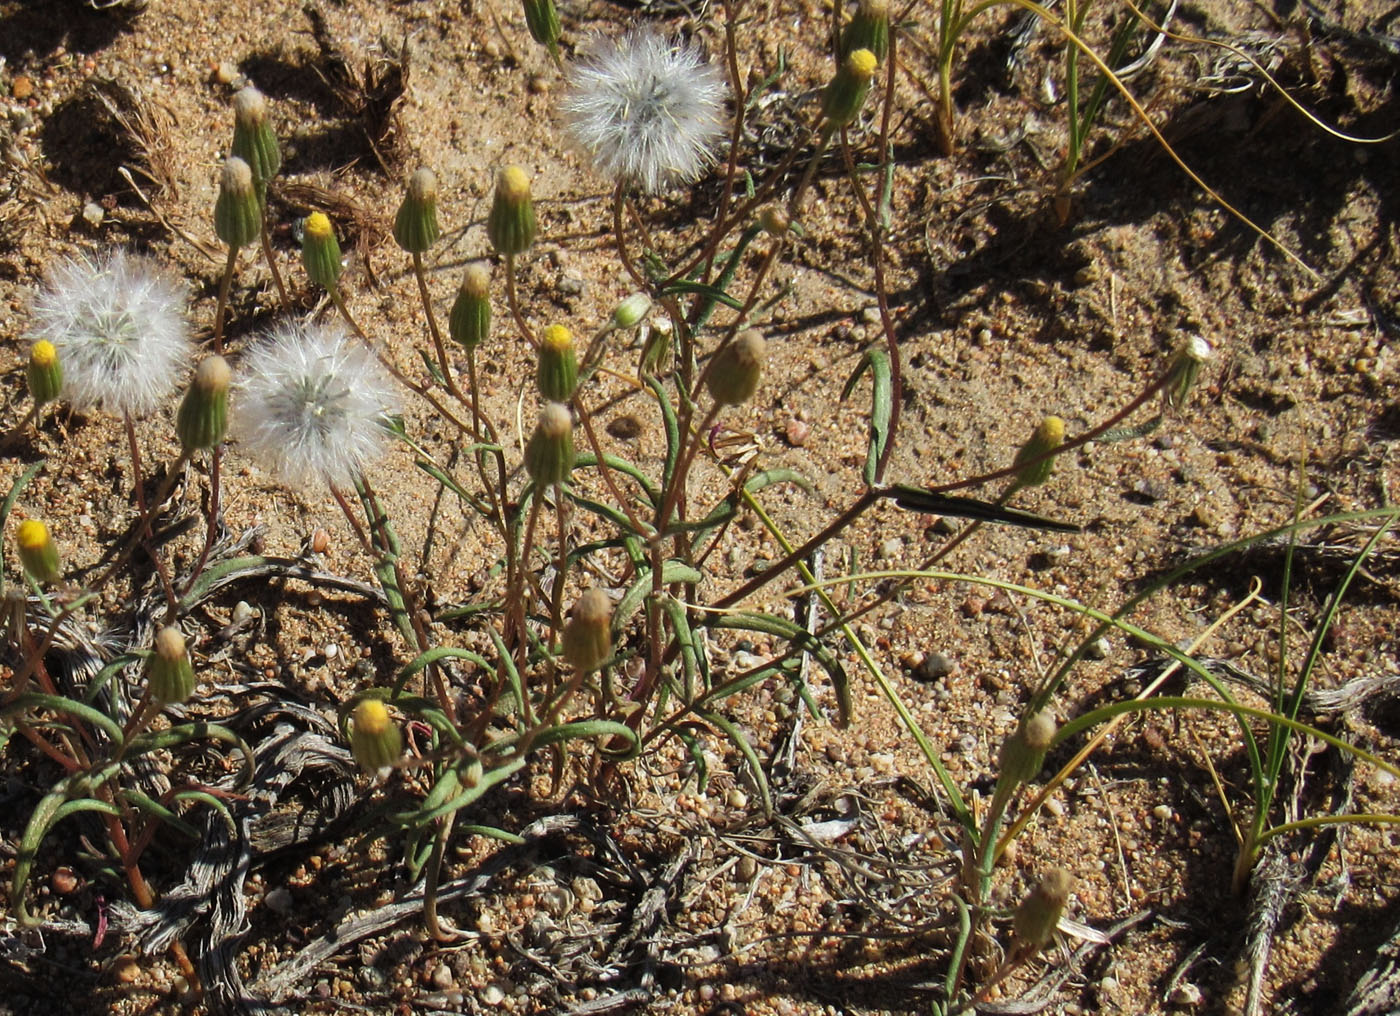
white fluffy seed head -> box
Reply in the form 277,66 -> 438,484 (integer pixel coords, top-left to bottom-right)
26,249 -> 191,417
560,30 -> 728,194
237,323 -> 398,490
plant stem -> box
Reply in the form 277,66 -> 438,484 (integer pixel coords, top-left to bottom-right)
212,245 -> 238,355
411,250 -> 468,403
504,252 -> 536,347
259,216 -> 290,310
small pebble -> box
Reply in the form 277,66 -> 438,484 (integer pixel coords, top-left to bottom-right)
527,73 -> 549,94
1084,636 -> 1111,660
51,867 -> 79,895
481,984 -> 506,1005
113,956 -> 140,984
430,963 -> 454,990
81,202 -> 105,229
12,75 -> 34,99
784,417 -> 810,446
913,651 -> 955,682
310,528 -> 331,553
1169,982 -> 1203,1006
213,61 -> 238,85
264,887 -> 294,915
1153,804 -> 1173,821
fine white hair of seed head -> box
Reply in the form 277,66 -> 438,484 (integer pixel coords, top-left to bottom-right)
237,322 -> 399,490
27,249 -> 191,418
560,30 -> 728,194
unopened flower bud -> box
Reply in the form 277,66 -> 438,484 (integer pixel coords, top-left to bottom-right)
147,625 -> 196,705
997,710 -> 1056,788
1011,415 -> 1065,488
393,168 -> 442,254
1012,868 -> 1072,953
536,324 -> 578,401
350,699 -> 403,771
561,587 -> 613,673
839,0 -> 890,62
176,355 -> 231,452
524,402 -> 575,486
301,212 -> 343,291
822,48 -> 879,128
215,156 -> 261,249
706,329 -> 766,406
231,86 -> 281,189
611,293 -> 652,330
449,263 -> 492,350
1164,334 -> 1212,411
488,165 -> 536,256
27,340 -> 63,407
15,519 -> 60,585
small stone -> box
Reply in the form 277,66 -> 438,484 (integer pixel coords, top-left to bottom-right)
51,867 -> 79,895
359,967 -> 386,990
324,643 -> 339,660
81,202 -> 105,229
113,956 -> 140,984
1169,982 -> 1203,1006
913,651 -> 955,683
879,537 -> 902,559
430,963 -> 454,990
726,788 -> 748,809
1084,636 -> 1110,660
606,415 -> 643,439
12,75 -> 34,99
481,984 -> 506,1006
213,61 -> 238,85
264,887 -> 294,915
527,73 -> 549,94
557,275 -> 586,297
784,417 -> 810,447
860,306 -> 881,326
310,528 -> 331,553
1153,804 -> 1173,821
962,595 -> 986,618
232,600 -> 256,625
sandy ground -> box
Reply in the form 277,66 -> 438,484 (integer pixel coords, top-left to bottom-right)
1,0 -> 1398,1013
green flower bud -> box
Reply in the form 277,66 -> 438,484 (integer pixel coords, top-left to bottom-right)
449,263 -> 492,350
1012,868 -> 1072,953
176,355 -> 231,452
822,48 -> 879,128
706,329 -> 766,406
839,0 -> 890,63
27,340 -> 63,407
524,402 -> 574,486
148,626 -> 196,705
536,324 -> 579,401
350,699 -> 403,771
1164,335 -> 1212,411
997,710 -> 1056,789
1011,415 -> 1065,488
393,168 -> 442,254
214,156 -> 261,250
487,165 -> 536,256
230,86 -> 281,190
301,212 -> 343,291
522,0 -> 561,52
561,588 -> 613,673
16,519 -> 60,585
611,293 -> 652,331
